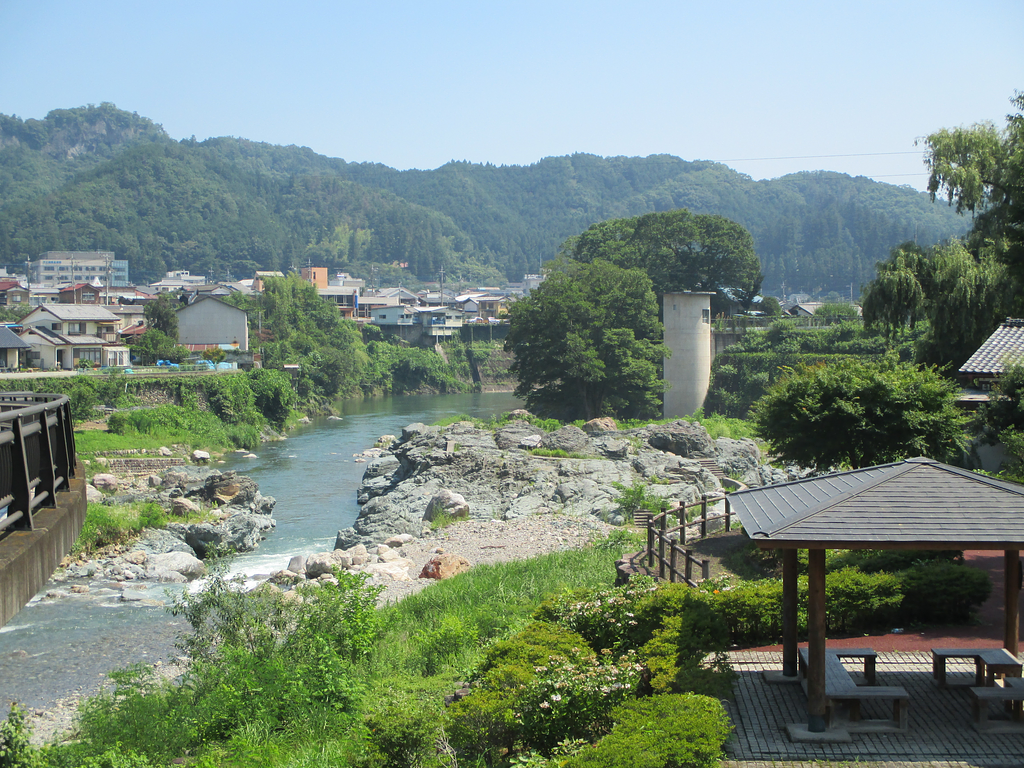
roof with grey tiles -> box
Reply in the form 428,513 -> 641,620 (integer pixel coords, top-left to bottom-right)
960,318 -> 1024,375
731,457 -> 1024,548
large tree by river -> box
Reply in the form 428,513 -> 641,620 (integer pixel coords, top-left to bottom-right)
561,209 -> 762,315
505,259 -> 666,421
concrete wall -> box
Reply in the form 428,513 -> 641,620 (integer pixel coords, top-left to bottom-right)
178,299 -> 249,351
663,292 -> 713,418
0,466 -> 87,628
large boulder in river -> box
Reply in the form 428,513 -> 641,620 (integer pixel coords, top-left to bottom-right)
148,551 -> 206,580
167,513 -> 275,558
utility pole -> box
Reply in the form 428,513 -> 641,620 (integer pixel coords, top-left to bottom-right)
438,267 -> 445,307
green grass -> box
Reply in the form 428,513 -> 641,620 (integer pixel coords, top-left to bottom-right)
527,448 -> 592,459
74,429 -> 178,456
73,502 -> 168,557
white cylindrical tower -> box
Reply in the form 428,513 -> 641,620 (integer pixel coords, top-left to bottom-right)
662,292 -> 713,417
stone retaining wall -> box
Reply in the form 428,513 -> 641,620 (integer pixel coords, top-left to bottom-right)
106,458 -> 183,476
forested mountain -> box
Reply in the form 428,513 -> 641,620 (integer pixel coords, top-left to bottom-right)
0,105 -> 970,293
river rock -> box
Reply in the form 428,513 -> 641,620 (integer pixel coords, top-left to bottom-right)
363,561 -> 414,581
540,425 -> 590,454
92,474 -> 119,492
146,474 -> 163,488
420,553 -> 472,580
375,434 -> 397,448
305,550 -> 353,578
642,420 -> 715,458
347,418 -> 738,545
384,533 -> 414,547
167,513 -> 274,558
158,446 -> 173,456
171,497 -> 200,517
287,554 -> 306,575
86,484 -> 103,503
583,417 -> 617,434
423,490 -> 470,523
136,528 -> 197,556
714,437 -> 761,477
192,450 -> 211,463
494,422 -> 546,450
148,551 -> 206,580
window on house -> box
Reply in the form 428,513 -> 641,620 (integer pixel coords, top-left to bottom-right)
51,322 -> 62,332
76,348 -> 101,364
702,309 -> 710,324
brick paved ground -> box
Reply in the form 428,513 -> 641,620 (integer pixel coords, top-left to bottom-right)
725,651 -> 1024,768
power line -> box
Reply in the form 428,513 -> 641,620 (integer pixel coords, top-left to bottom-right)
723,151 -> 922,162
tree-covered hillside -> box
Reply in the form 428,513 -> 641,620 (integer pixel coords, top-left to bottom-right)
0,105 -> 970,292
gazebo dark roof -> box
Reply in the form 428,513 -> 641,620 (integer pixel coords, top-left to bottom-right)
731,457 -> 1024,549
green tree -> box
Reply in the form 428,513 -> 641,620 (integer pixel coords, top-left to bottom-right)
505,259 -> 667,420
751,356 -> 967,470
144,293 -> 181,339
924,91 -> 1024,309
914,241 -> 1009,370
861,242 -> 929,340
562,209 -> 763,315
130,329 -> 188,365
761,296 -> 782,317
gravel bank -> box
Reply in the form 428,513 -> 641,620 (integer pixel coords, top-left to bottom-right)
372,513 -> 616,604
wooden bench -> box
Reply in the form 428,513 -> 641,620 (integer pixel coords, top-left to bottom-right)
932,647 -> 1023,687
969,678 -> 1024,731
798,647 -> 908,731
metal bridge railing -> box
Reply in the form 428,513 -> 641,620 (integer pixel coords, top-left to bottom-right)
0,392 -> 77,541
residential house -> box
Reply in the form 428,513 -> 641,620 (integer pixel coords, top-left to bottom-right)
149,270 -> 207,293
960,318 -> 1024,390
301,266 -> 329,289
412,306 -> 463,337
356,295 -> 400,321
58,283 -> 103,304
176,296 -> 248,351
454,293 -> 507,320
318,286 -> 359,318
0,281 -> 29,308
371,305 -> 415,326
19,304 -> 128,369
0,327 -> 30,371
253,271 -> 284,292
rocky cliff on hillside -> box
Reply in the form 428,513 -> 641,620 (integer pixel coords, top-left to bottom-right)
335,417 -> 776,549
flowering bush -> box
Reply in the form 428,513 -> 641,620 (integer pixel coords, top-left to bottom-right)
532,577 -> 658,652
516,650 -> 644,754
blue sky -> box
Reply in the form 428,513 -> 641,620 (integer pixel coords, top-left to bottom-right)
1,0 -> 1020,191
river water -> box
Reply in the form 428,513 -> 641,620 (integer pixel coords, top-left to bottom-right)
0,391 -> 521,711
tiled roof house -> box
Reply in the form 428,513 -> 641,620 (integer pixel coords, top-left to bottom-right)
960,318 -> 1024,388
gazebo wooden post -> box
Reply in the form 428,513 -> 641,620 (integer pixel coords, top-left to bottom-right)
806,548 -> 827,732
1005,550 -> 1021,656
782,548 -> 799,678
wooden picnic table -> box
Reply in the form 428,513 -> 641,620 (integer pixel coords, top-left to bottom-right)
798,646 -> 908,731
931,647 -> 1023,688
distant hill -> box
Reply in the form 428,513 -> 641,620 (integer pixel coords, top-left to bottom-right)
0,105 -> 970,293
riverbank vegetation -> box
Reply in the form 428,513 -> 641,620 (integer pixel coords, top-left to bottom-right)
1,531 -> 733,768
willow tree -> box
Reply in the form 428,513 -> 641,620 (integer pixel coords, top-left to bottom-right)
861,243 -> 928,340
924,91 -> 1024,308
915,241 -> 1009,370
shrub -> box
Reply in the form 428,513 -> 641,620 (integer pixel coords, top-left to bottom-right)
363,695 -> 447,768
448,689 -> 519,763
635,596 -> 733,697
476,622 -> 593,679
533,577 -> 658,652
898,561 -> 991,624
825,567 -> 902,633
567,694 -> 731,768
416,614 -> 479,675
698,579 -> 788,646
0,703 -> 36,768
516,651 -> 644,755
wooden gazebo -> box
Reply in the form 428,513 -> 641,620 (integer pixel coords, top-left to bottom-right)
730,457 -> 1024,733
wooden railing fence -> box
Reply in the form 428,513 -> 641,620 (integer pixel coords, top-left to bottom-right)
643,493 -> 731,587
